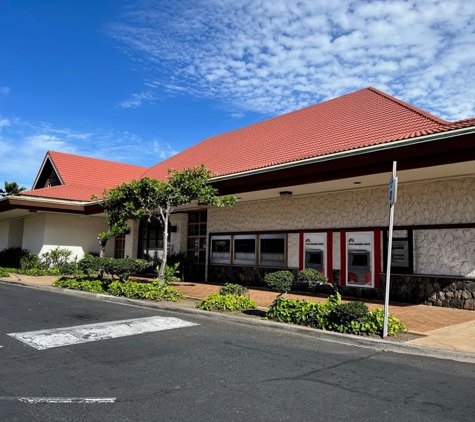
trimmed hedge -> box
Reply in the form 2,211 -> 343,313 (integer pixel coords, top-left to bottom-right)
78,256 -> 151,281
195,293 -> 257,312
219,283 -> 249,297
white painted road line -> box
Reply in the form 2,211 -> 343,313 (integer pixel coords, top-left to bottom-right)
18,397 -> 116,404
0,396 -> 116,404
8,316 -> 199,350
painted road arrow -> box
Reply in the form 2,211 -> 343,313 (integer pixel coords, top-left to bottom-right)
8,316 -> 198,350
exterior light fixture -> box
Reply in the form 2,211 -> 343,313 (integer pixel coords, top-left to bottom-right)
279,191 -> 293,198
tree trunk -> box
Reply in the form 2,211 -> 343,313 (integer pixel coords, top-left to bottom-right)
158,212 -> 169,285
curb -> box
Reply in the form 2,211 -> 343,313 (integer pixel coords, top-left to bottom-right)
2,278 -> 475,364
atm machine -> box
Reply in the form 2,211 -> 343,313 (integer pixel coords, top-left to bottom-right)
302,232 -> 332,280
342,231 -> 380,288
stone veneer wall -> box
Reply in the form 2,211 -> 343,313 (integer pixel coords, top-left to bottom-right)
208,177 -> 475,233
207,177 -> 475,278
335,272 -> 475,310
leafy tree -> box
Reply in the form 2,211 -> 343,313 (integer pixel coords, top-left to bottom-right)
0,181 -> 27,197
101,165 -> 236,284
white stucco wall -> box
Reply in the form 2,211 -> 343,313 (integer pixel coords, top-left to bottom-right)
207,177 -> 475,277
0,220 -> 9,250
23,213 -> 47,254
8,219 -> 24,248
38,213 -> 113,260
171,213 -> 189,255
124,220 -> 140,259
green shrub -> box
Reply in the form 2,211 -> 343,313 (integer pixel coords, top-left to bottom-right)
41,247 -> 74,268
297,268 -> 329,286
78,254 -> 102,276
55,277 -> 184,302
356,308 -> 407,337
264,270 -> 294,296
219,283 -> 249,297
107,258 -> 150,281
0,267 -> 10,277
107,280 -> 123,296
195,293 -> 257,312
20,253 -> 41,270
109,280 -> 184,302
54,277 -> 108,293
163,262 -> 181,285
266,294 -> 406,336
0,247 -> 29,268
0,266 -> 61,276
154,286 -> 185,302
328,301 -> 369,334
78,256 -> 150,281
266,294 -> 341,329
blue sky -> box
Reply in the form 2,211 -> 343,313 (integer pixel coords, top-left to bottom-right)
1,0 -> 474,189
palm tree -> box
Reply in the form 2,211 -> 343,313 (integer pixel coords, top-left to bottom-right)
0,181 -> 27,197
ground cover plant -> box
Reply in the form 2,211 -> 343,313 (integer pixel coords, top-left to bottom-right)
266,294 -> 406,337
195,292 -> 257,312
196,283 -> 256,312
54,270 -> 185,303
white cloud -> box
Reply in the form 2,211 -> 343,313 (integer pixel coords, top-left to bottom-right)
0,86 -> 10,95
0,118 -> 10,132
0,116 -> 180,189
153,140 -> 179,160
117,91 -> 157,109
107,0 -> 475,121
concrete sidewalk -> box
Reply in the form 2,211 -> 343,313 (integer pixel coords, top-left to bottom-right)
3,274 -> 475,356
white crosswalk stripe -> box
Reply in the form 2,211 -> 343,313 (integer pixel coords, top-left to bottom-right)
0,396 -> 116,404
8,316 -> 199,350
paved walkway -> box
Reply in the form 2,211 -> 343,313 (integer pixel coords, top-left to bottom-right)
3,274 -> 475,354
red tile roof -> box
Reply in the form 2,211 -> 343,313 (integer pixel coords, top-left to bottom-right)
21,151 -> 147,202
143,87 -> 474,180
18,87 -> 475,203
19,185 -> 106,202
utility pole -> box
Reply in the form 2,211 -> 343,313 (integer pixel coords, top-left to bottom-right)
383,161 -> 398,338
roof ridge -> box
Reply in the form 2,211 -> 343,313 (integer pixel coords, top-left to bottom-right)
367,87 -> 450,125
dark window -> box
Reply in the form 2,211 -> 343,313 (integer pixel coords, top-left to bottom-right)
114,234 -> 125,259
306,251 -> 323,267
138,218 -> 164,261
260,234 -> 286,266
349,252 -> 369,269
233,235 -> 256,264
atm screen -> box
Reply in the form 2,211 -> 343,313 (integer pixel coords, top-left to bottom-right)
308,253 -> 322,265
306,251 -> 323,269
349,252 -> 369,268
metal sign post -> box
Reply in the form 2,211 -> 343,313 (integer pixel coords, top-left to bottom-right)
383,161 -> 398,338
